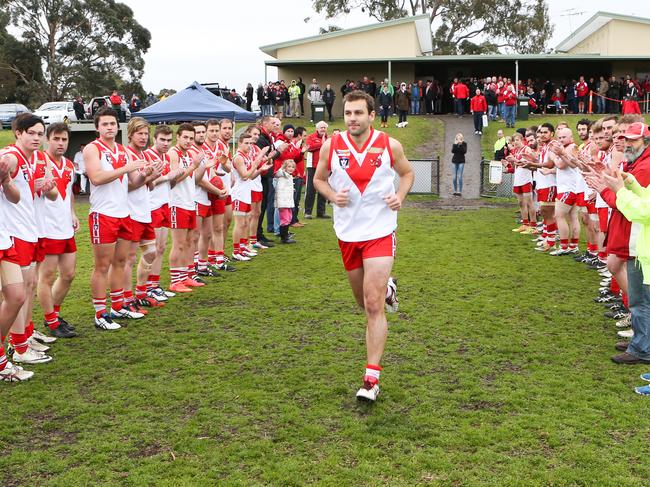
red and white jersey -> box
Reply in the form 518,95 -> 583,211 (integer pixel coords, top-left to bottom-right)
556,143 -> 579,194
35,153 -> 75,240
89,139 -> 130,218
190,144 -> 211,206
512,146 -> 533,186
145,147 -> 171,211
231,149 -> 253,204
327,128 -> 396,242
169,146 -> 195,210
534,143 -> 557,190
126,146 -> 152,223
249,145 -> 263,192
215,139 -> 232,191
595,148 -> 613,209
0,144 -> 39,243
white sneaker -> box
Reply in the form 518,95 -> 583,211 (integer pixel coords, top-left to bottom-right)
356,384 -> 380,402
110,307 -> 144,320
549,248 -> 570,256
616,315 -> 632,328
232,253 -> 251,262
27,337 -> 50,353
242,249 -> 257,257
32,329 -> 57,344
13,347 -> 53,364
164,290 -> 176,298
94,313 -> 122,331
618,329 -> 634,339
148,288 -> 169,302
403,121 -> 408,127
385,277 -> 398,313
252,242 -> 268,249
0,362 -> 34,382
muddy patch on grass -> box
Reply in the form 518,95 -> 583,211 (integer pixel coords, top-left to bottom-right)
406,198 -> 516,211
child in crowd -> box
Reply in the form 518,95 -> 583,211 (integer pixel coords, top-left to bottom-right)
275,159 -> 297,244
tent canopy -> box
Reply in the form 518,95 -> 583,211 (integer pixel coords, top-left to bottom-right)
138,81 -> 257,123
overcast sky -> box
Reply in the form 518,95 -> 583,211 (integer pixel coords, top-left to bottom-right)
124,1 -> 650,94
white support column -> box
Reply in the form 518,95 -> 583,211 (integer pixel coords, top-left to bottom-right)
388,60 -> 392,86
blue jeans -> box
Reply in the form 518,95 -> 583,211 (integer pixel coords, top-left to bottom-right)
266,180 -> 276,233
488,105 -> 498,120
596,96 -> 606,113
626,260 -> 650,360
411,99 -> 419,115
498,102 -> 505,119
291,177 -> 304,224
452,163 -> 464,193
504,104 -> 516,126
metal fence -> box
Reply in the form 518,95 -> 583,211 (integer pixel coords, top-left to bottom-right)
394,158 -> 440,195
480,158 -> 514,198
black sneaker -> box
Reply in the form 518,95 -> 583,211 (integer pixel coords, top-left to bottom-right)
50,324 -> 77,338
316,214 -> 331,219
216,262 -> 236,272
594,294 -> 617,303
197,267 -> 217,277
605,309 -> 630,320
192,276 -> 206,284
58,316 -> 75,331
605,301 -> 625,310
588,261 -> 607,270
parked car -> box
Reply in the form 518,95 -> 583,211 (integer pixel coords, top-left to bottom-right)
33,101 -> 78,124
0,103 -> 31,129
84,96 -> 131,121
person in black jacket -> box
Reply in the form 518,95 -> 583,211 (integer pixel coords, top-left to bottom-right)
297,77 -> 306,116
378,85 -> 392,128
451,133 -> 467,196
322,83 -> 335,121
245,83 -> 254,111
255,116 -> 285,245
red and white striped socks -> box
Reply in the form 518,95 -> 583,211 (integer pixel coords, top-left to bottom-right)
364,364 -> 382,387
170,267 -> 186,285
110,289 -> 124,312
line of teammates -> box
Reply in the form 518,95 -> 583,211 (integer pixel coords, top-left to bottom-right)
0,108 -> 278,381
502,113 -> 650,365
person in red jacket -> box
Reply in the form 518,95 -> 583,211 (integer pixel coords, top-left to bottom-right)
576,76 -> 589,114
503,85 -> 517,128
303,121 -> 329,218
470,88 -> 487,135
453,80 -> 469,117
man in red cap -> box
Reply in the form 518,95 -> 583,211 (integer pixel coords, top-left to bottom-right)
585,122 -> 650,364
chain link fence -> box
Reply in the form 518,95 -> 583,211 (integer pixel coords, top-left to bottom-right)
394,158 -> 440,194
480,158 -> 514,198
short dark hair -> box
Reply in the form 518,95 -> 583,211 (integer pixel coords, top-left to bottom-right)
238,132 -> 252,143
176,123 -> 195,137
192,120 -> 207,129
219,118 -> 233,128
154,124 -> 173,138
206,118 -> 220,128
576,118 -> 592,130
540,122 -> 555,133
294,126 -> 305,137
12,113 -> 45,133
343,90 -> 375,114
94,107 -> 119,128
46,122 -> 70,139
